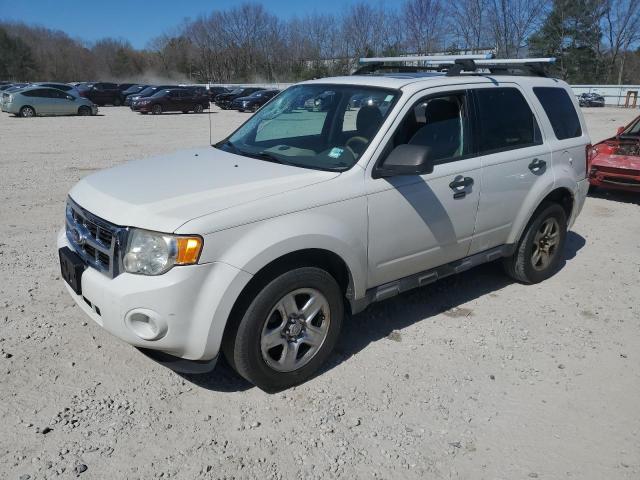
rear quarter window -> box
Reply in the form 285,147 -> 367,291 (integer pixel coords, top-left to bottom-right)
533,87 -> 582,140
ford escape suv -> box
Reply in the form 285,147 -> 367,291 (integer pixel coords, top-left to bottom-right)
58,56 -> 590,391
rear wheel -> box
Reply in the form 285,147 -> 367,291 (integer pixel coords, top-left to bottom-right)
78,106 -> 91,116
223,267 -> 344,392
19,106 -> 36,117
503,202 -> 567,284
113,97 -> 122,106
194,104 -> 204,113
151,104 -> 162,115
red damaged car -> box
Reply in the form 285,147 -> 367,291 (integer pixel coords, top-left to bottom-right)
589,117 -> 640,192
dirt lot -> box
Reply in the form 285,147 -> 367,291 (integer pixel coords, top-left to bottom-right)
1,106 -> 639,480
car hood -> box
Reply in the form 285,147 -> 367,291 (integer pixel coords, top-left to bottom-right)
593,139 -> 640,170
68,147 -> 339,233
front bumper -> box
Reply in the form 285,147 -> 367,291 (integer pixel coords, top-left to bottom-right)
589,166 -> 640,191
57,229 -> 252,361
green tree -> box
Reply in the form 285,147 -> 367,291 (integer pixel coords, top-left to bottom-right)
530,0 -> 606,83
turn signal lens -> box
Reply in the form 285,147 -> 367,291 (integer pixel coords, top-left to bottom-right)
176,236 -> 203,265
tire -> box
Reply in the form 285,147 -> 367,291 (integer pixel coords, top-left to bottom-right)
19,106 -> 36,118
140,111 -> 148,115
113,97 -> 122,106
182,110 -> 189,114
503,202 -> 567,284
223,267 -> 344,392
78,106 -> 91,116
151,104 -> 162,115
194,104 -> 204,113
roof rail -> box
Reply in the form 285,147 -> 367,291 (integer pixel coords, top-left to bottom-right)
357,54 -> 493,64
353,55 -> 557,77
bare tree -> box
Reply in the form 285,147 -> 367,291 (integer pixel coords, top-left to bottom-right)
449,0 -> 491,51
488,0 -> 550,57
402,0 -> 447,53
602,0 -> 640,82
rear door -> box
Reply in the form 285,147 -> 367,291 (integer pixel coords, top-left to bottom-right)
468,84 -> 552,254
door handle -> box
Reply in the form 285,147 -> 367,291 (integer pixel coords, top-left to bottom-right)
449,176 -> 474,198
528,158 -> 546,173
449,176 -> 474,190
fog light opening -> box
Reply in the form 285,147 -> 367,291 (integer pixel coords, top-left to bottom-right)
125,309 -> 167,341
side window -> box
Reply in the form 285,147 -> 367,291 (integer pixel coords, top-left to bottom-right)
533,87 -> 582,140
388,93 -> 469,164
40,89 -> 60,98
474,87 -> 542,154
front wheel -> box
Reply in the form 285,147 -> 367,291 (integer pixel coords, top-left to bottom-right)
151,104 -> 162,115
78,106 -> 91,116
224,267 -> 344,392
503,202 -> 567,284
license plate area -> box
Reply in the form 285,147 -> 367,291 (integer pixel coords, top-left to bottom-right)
59,247 -> 86,295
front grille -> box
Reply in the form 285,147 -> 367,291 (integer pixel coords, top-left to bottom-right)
65,198 -> 126,278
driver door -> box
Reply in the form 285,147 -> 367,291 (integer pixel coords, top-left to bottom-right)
366,88 -> 482,288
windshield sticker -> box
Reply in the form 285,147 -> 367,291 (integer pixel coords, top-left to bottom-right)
384,94 -> 394,102
329,147 -> 344,159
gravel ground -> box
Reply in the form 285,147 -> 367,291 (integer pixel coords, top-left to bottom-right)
1,106 -> 639,480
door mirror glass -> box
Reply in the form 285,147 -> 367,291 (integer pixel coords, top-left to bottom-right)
378,144 -> 434,177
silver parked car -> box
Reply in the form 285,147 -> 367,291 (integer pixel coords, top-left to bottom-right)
1,86 -> 98,117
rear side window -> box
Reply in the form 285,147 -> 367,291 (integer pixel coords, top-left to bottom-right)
474,87 -> 542,154
533,87 -> 582,140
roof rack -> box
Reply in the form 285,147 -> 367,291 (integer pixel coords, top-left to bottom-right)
353,55 -> 556,77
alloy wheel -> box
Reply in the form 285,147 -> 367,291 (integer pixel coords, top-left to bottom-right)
260,288 -> 331,372
531,217 -> 560,271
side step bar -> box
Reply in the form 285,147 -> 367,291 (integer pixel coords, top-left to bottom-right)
349,244 -> 514,314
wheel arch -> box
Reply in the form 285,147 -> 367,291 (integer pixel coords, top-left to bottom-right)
508,185 -> 575,245
220,248 -> 355,354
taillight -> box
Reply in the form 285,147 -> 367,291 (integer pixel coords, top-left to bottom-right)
586,144 -> 595,169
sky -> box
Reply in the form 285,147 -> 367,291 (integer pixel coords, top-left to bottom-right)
0,0 -> 369,49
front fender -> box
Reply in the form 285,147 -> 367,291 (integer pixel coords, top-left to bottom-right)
198,197 -> 369,300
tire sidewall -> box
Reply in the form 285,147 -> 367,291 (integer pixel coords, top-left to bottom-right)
231,267 -> 344,391
519,203 -> 567,283
152,104 -> 162,114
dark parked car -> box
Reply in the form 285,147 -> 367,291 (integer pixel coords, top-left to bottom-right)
119,84 -> 149,104
231,89 -> 280,112
578,92 -> 605,107
77,82 -> 124,106
125,85 -> 181,106
131,88 -> 209,114
214,87 -> 265,109
207,86 -> 230,101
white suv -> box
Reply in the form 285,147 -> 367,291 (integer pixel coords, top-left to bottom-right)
58,57 -> 590,391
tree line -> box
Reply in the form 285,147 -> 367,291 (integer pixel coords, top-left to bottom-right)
2,0 -> 640,85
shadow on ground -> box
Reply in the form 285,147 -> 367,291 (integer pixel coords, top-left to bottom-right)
177,231 -> 586,393
588,188 -> 640,206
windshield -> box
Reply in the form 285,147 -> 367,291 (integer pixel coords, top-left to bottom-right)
123,85 -> 145,95
152,89 -> 170,97
621,117 -> 640,137
217,84 -> 398,171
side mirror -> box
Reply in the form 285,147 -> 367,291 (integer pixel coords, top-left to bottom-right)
67,95 -> 75,101
377,144 -> 434,177
617,126 -> 625,135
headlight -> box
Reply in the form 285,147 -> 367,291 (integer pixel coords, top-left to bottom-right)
123,229 -> 203,276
